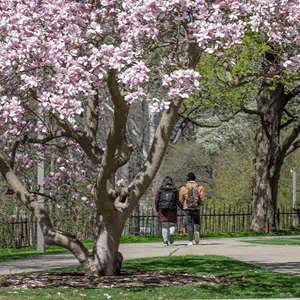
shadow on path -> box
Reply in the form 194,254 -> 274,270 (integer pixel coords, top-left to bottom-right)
250,261 -> 300,274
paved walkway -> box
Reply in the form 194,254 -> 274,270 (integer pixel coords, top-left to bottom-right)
0,236 -> 300,276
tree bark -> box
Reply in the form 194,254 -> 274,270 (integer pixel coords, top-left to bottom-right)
83,216 -> 124,276
250,82 -> 286,232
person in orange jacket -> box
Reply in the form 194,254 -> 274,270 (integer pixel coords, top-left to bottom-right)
179,172 -> 205,246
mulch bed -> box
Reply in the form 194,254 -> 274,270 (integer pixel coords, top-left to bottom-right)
0,270 -> 230,289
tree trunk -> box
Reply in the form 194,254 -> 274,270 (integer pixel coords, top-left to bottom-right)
250,82 -> 285,233
82,240 -> 123,277
82,217 -> 124,276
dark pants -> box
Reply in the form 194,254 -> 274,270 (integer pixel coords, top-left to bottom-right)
185,209 -> 200,242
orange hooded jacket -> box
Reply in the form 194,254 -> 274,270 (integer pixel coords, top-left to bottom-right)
179,181 -> 205,209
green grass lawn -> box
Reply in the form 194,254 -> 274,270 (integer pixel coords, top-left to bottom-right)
242,237 -> 300,245
1,229 -> 300,263
0,255 -> 299,299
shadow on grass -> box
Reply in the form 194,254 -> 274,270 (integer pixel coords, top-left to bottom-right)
251,261 -> 300,273
1,255 -> 300,299
122,255 -> 300,297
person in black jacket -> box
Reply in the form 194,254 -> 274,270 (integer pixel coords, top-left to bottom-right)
155,176 -> 178,246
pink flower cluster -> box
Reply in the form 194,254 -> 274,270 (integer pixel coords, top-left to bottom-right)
15,153 -> 33,171
150,98 -> 171,113
0,96 -> 23,123
163,70 -> 201,99
0,0 -> 299,205
119,62 -> 150,89
0,0 -> 99,123
43,153 -> 87,199
99,43 -> 135,70
248,0 -> 300,71
189,2 -> 248,53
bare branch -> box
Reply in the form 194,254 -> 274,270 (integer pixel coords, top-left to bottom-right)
85,92 -> 99,140
187,42 -> 201,69
10,140 -> 21,169
284,109 -> 297,119
30,191 -> 56,201
95,71 -> 131,213
113,143 -> 135,171
281,119 -> 300,156
98,71 -> 130,180
285,139 -> 300,157
280,118 -> 296,130
179,109 -> 241,128
52,114 -> 103,164
286,85 -> 300,101
27,133 -> 68,145
241,105 -> 264,117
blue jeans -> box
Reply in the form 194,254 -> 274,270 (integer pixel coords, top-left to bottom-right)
185,210 -> 200,242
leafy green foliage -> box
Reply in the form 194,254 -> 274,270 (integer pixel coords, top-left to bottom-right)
155,142 -> 212,190
185,33 -> 265,116
208,130 -> 255,208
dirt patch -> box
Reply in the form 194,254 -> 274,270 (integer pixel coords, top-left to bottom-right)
0,270 -> 229,289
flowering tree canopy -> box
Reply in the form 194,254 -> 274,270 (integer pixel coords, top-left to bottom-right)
0,0 -> 300,275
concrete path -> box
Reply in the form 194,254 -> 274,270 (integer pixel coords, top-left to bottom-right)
0,236 -> 299,276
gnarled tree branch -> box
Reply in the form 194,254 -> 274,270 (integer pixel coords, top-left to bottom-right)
281,119 -> 300,156
286,84 -> 300,101
179,109 -> 241,128
0,153 -> 90,264
285,139 -> 300,157
52,114 -> 103,165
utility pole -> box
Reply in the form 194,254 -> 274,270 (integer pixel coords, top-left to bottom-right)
291,168 -> 300,228
37,108 -> 45,253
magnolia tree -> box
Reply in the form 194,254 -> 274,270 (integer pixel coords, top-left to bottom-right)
0,0 -> 294,276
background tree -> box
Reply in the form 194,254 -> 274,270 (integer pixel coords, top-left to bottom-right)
220,3 -> 300,232
181,4 -> 300,232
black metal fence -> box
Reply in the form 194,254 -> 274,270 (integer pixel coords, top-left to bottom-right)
0,216 -> 37,249
1,205 -> 300,248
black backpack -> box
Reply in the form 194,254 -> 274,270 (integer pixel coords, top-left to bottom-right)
159,190 -> 177,211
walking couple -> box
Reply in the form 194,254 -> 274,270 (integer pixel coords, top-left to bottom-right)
155,172 -> 205,246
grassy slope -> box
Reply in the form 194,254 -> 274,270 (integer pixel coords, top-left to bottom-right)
0,255 -> 299,299
242,237 -> 300,245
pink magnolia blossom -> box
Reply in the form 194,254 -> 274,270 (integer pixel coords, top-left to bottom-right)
0,0 -> 299,204
163,69 -> 201,99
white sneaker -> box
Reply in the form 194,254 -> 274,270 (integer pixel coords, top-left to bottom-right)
194,231 -> 200,244
187,241 -> 193,246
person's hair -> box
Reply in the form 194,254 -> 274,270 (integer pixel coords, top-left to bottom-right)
159,176 -> 176,191
186,172 -> 196,181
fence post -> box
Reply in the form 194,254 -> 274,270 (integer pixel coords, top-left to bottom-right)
276,208 -> 280,231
